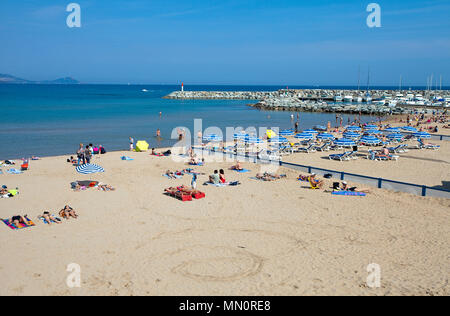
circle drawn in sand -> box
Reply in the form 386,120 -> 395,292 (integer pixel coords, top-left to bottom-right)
134,227 -> 303,283
170,246 -> 263,282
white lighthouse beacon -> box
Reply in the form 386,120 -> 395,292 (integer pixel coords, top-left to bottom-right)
181,82 -> 184,92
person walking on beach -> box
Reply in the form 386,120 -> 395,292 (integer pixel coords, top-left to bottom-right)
191,173 -> 198,190
129,137 -> 134,151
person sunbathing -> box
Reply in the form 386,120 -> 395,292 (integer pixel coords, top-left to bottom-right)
59,206 -> 78,219
39,211 -> 62,225
341,181 -> 371,193
177,185 -> 201,195
256,172 -> 286,181
298,174 -> 309,181
230,162 -> 243,171
98,184 -> 115,191
309,174 -> 324,189
9,215 -> 30,227
165,170 -> 176,179
256,173 -> 275,181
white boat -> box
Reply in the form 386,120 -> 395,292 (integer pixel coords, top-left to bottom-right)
388,100 -> 398,107
343,95 -> 353,103
334,95 -> 343,102
142,89 -> 148,92
356,96 -> 363,103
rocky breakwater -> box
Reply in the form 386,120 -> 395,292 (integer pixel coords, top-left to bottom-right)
163,91 -> 277,100
251,97 -> 410,115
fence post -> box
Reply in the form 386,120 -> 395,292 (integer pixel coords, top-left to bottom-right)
341,172 -> 345,180
378,178 -> 383,189
422,186 -> 427,197
308,167 -> 312,173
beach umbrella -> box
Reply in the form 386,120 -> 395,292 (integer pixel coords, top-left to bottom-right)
346,126 -> 362,131
135,140 -> 149,152
387,133 -> 404,141
266,130 -> 277,139
233,132 -> 249,140
295,133 -> 314,140
76,164 -> 105,175
203,134 -> 222,142
365,124 -> 378,130
402,126 -> 418,132
316,133 -> 335,140
279,130 -> 294,136
384,127 -> 401,133
364,129 -> 382,135
246,137 -> 264,144
413,132 -> 431,139
269,136 -> 289,144
334,138 -> 356,147
303,129 -> 318,135
359,136 -> 382,146
343,131 -> 361,139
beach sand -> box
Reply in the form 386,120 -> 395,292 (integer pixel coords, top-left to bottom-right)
0,148 -> 449,296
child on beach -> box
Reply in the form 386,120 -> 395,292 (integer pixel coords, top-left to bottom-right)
129,137 -> 134,151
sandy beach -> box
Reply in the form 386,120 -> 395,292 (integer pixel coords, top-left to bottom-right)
0,147 -> 449,296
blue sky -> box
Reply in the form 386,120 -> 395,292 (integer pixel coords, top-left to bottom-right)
0,0 -> 449,85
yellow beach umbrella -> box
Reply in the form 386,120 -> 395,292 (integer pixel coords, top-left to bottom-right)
135,140 -> 149,152
266,129 -> 277,139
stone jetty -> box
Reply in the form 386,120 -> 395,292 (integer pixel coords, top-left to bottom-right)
164,89 -> 449,115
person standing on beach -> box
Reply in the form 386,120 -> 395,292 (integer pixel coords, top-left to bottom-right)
85,145 -> 92,164
129,137 -> 134,151
191,173 -> 198,190
294,121 -> 299,133
77,144 -> 85,165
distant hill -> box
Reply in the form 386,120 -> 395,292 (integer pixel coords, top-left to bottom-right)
0,73 -> 80,84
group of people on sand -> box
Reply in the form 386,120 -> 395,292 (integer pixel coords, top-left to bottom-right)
76,143 -> 105,165
208,169 -> 227,185
300,173 -> 370,193
2,205 -> 78,228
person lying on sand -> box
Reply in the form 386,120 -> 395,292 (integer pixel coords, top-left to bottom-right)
165,170 -> 177,179
59,206 -> 78,219
230,162 -> 243,171
256,172 -> 287,181
177,185 -> 202,195
98,184 -> 115,191
8,215 -> 31,227
298,174 -> 310,181
341,181 -> 371,193
39,211 -> 62,225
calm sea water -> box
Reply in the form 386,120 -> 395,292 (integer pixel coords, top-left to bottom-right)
0,84 -> 389,159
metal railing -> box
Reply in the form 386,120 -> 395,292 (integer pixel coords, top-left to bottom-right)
192,146 -> 450,199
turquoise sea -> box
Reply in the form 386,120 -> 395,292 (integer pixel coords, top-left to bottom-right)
0,84 -> 387,159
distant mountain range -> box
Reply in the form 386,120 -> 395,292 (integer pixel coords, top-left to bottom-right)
0,73 -> 80,84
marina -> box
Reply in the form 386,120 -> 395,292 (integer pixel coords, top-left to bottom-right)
164,88 -> 450,115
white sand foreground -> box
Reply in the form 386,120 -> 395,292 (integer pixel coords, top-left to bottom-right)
0,149 -> 449,296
